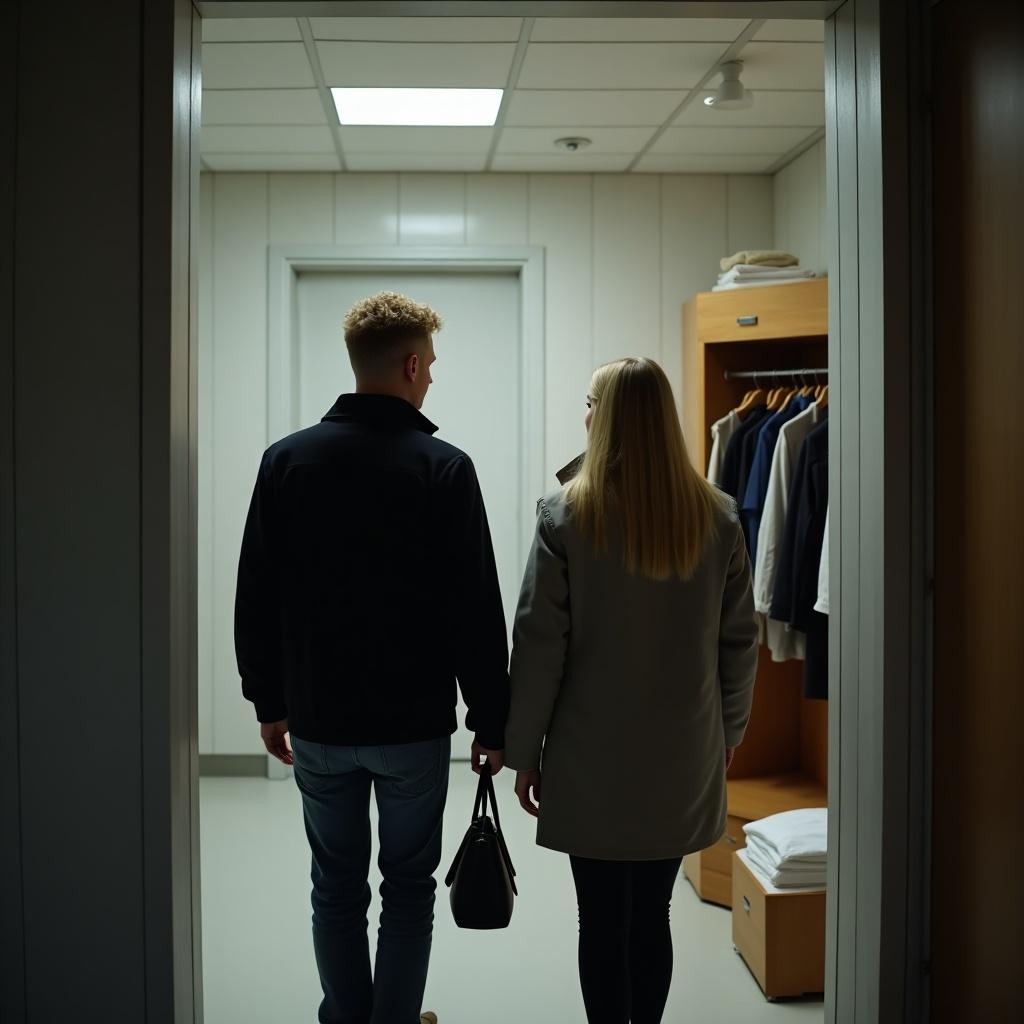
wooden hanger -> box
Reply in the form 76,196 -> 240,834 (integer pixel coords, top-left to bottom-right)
817,384 -> 829,408
735,387 -> 764,415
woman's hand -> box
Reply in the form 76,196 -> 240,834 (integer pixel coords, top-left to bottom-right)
515,769 -> 542,817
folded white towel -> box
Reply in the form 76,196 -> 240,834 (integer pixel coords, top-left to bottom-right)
744,844 -> 828,888
738,849 -> 826,894
721,250 -> 799,272
744,834 -> 826,870
743,807 -> 828,862
723,264 -> 817,280
711,278 -> 812,292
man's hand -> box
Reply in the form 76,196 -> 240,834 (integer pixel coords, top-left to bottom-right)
725,746 -> 737,772
261,719 -> 294,765
471,740 -> 504,775
515,769 -> 542,818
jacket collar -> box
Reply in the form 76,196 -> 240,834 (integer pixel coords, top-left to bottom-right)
322,393 -> 439,435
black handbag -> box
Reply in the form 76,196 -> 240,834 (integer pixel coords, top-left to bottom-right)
444,766 -> 518,929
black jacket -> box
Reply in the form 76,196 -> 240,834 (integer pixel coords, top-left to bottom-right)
234,393 -> 510,749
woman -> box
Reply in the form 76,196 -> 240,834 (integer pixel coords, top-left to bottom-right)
504,357 -> 759,1024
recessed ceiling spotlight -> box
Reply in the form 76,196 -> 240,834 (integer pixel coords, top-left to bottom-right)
331,88 -> 503,126
555,137 -> 592,152
704,61 -> 754,111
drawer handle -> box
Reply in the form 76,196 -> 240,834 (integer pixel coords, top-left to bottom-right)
742,895 -> 751,914
737,315 -> 759,327
725,834 -> 738,846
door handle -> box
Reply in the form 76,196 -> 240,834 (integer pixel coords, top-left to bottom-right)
737,315 -> 758,327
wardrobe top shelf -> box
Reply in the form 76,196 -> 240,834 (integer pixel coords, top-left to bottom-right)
727,772 -> 827,822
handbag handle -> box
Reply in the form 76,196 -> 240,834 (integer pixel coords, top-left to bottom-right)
472,765 -> 504,834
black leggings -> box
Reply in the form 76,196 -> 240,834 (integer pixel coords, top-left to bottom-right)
569,855 -> 683,1024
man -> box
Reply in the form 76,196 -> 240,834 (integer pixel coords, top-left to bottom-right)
235,291 -> 510,1024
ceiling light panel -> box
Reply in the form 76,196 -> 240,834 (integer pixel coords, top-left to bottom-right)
202,42 -> 315,89
506,90 -> 681,127
517,43 -> 727,90
201,18 -> 301,42
675,90 -> 825,127
201,89 -> 325,126
317,42 -> 515,89
531,18 -> 748,42
310,17 -> 522,42
332,89 -> 502,127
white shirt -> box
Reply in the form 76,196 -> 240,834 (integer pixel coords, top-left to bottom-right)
814,505 -> 830,615
753,402 -> 826,662
707,409 -> 741,486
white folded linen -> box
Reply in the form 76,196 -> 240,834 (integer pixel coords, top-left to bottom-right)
711,278 -> 813,292
743,807 -> 828,862
737,843 -> 823,892
721,264 -> 817,281
744,834 -> 825,869
721,250 -> 799,272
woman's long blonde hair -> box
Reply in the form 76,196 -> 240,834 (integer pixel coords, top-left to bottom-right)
565,357 -> 720,581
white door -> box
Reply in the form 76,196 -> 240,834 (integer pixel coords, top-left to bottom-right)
294,268 -> 522,761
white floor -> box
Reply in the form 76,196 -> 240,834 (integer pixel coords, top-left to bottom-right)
200,769 -> 824,1024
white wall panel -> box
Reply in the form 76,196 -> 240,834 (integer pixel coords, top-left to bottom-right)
335,173 -> 399,244
269,173 -> 335,244
197,173 -> 215,754
210,173 -> 268,755
660,176 -> 727,429
199,168 -> 775,753
398,174 -> 466,245
466,174 -> 528,245
726,175 -> 774,257
592,175 -> 661,366
773,139 -> 828,274
527,175 -> 593,479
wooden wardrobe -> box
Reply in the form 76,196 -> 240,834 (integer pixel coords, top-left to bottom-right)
681,278 -> 829,908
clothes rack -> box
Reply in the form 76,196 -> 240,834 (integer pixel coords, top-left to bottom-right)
724,368 -> 828,380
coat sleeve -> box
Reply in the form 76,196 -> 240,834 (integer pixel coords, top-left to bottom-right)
720,517 -> 759,748
504,500 -> 571,771
441,454 -> 510,752
234,453 -> 288,724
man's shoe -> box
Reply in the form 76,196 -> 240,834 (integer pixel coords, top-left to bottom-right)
420,1015 -> 438,1024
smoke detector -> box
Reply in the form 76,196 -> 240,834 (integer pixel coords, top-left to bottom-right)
704,61 -> 754,111
554,137 -> 592,152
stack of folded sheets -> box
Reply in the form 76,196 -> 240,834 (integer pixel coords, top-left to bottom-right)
713,250 -> 817,291
741,807 -> 827,889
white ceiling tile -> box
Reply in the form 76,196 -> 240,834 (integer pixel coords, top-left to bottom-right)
738,42 -> 825,91
345,153 -> 486,172
753,20 -> 826,42
675,90 -> 824,127
518,42 -> 726,90
317,42 -> 515,88
202,18 -> 301,42
202,153 -> 341,172
531,18 -> 749,42
650,125 -> 814,155
201,125 -> 336,154
633,153 -> 777,173
202,89 -> 325,126
506,90 -> 681,127
491,153 -> 633,173
310,17 -> 522,42
339,127 -> 492,154
497,126 -> 656,155
202,43 -> 315,89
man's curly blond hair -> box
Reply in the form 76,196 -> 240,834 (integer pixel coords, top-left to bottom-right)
343,291 -> 442,376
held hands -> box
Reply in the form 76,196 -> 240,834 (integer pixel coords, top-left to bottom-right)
515,769 -> 542,818
261,719 -> 294,765
471,740 -> 504,776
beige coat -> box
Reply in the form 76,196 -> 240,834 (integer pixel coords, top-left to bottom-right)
504,488 -> 758,861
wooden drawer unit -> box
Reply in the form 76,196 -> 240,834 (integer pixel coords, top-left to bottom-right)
732,851 -> 826,1000
695,279 -> 828,345
683,815 -> 747,907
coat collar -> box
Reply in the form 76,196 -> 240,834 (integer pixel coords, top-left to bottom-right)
322,393 -> 439,435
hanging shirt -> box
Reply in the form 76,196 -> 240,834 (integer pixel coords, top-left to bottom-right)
753,402 -> 826,661
719,405 -> 770,499
740,395 -> 812,562
814,506 -> 830,615
770,419 -> 830,698
708,409 -> 741,486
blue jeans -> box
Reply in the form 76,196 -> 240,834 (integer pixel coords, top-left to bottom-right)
291,734 -> 451,1024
